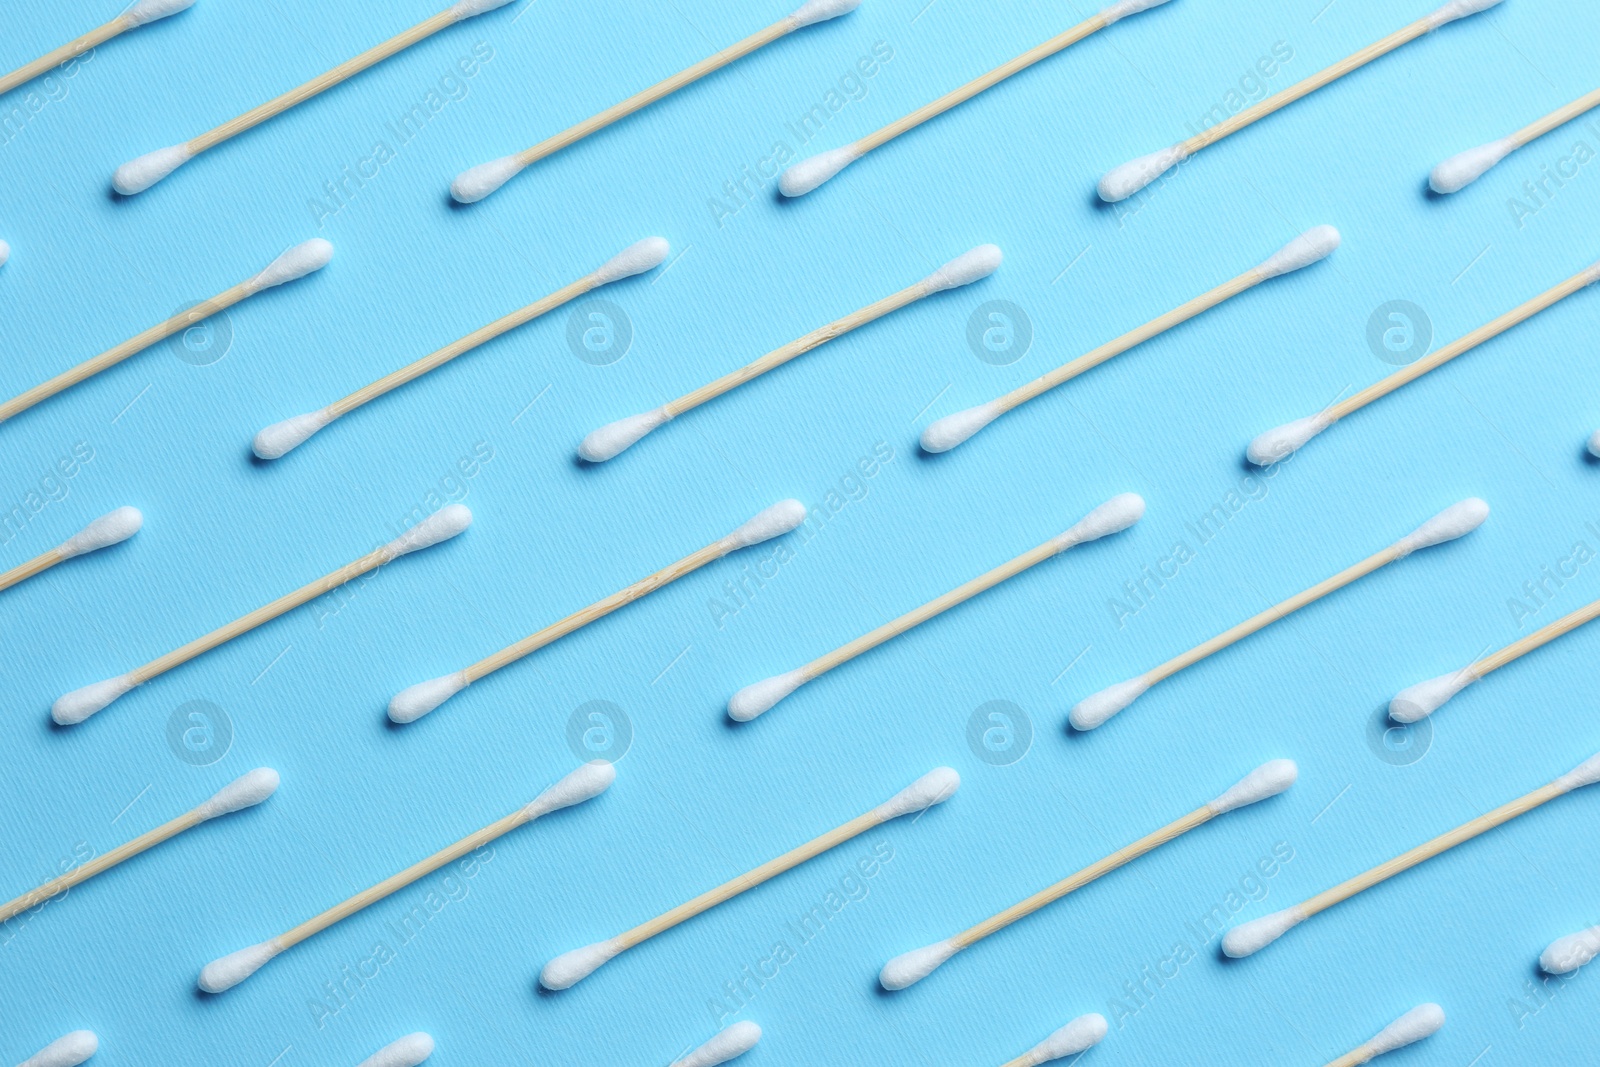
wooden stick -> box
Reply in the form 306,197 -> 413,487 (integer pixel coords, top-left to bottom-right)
1510,86 -> 1600,148
0,547 -> 64,593
1475,596 -> 1600,676
0,15 -> 130,97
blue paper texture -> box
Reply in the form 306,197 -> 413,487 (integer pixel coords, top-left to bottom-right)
2,0 -> 1598,1063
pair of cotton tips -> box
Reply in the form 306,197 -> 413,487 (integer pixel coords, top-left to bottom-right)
578,244 -> 1001,463
0,507 -> 142,594
1430,85 -> 1600,194
1,0 -> 193,99
920,227 -> 1339,454
53,505 -> 470,725
728,493 -> 1144,722
253,237 -> 668,460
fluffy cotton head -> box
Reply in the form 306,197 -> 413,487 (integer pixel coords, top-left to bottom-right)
727,668 -> 809,721
1098,144 -> 1185,202
388,671 -> 470,723
778,145 -> 861,196
1394,498 -> 1489,557
17,1031 -> 98,1067
51,674 -> 137,725
57,507 -> 142,559
920,401 -> 1002,453
449,0 -> 519,19
1430,137 -> 1516,194
1554,751 -> 1600,793
1246,413 -> 1330,466
1365,1004 -> 1445,1056
451,155 -> 527,203
879,939 -> 958,990
252,409 -> 333,459
724,500 -> 807,552
1208,760 -> 1297,814
0,239 -> 11,268
381,504 -> 472,561
112,144 -> 194,195
872,767 -> 960,822
578,407 -> 672,462
525,761 -> 616,819
539,938 -> 623,990
1028,1013 -> 1108,1063
194,768 -> 280,820
789,0 -> 862,28
1540,925 -> 1600,974
1221,906 -> 1304,957
595,237 -> 671,284
123,0 -> 197,26
1589,429 -> 1600,459
1389,667 -> 1478,723
921,245 -> 1003,294
1068,676 -> 1150,731
1100,0 -> 1174,22
1057,493 -> 1145,550
1428,0 -> 1504,30
246,238 -> 334,293
1256,226 -> 1341,279
198,939 -> 282,993
356,1033 -> 435,1067
671,1022 -> 762,1067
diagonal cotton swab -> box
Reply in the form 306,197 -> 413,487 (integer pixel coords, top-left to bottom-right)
997,1014 -> 1108,1066
52,505 -> 471,725
541,767 -> 959,990
1070,499 -> 1487,730
451,0 -> 861,203
112,0 -> 518,194
921,227 -> 1339,453
0,240 -> 331,425
0,507 -> 141,593
390,500 -> 805,722
1323,1005 -> 1445,1067
1097,0 -> 1503,202
1431,87 -> 1600,193
1224,750 -> 1600,958
355,1033 -> 433,1067
578,245 -> 1001,462
0,769 -> 278,925
671,1022 -> 762,1067
779,0 -> 1175,197
13,1031 -> 98,1067
1540,924 -> 1600,975
881,761 -> 1296,989
730,493 -> 1144,721
252,238 -> 667,459
1390,593 -> 1600,722
1,0 -> 194,98
199,761 -> 613,993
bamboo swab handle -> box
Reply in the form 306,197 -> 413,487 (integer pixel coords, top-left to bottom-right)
1512,86 -> 1600,148
0,809 -> 202,923
0,548 -> 65,593
0,17 -> 128,96
1322,1049 -> 1368,1067
1474,596 -> 1600,676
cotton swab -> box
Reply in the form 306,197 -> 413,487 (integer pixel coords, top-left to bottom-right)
0,240 -> 332,425
1224,750 -> 1600,958
356,1033 -> 434,1067
52,505 -> 471,725
540,767 -> 959,990
0,769 -> 278,925
252,238 -> 668,459
450,0 -> 861,203
1097,0 -> 1503,203
0,240 -> 10,269
1389,594 -> 1600,722
996,1015 -> 1107,1067
13,1031 -> 98,1067
779,0 -> 1173,197
389,499 -> 805,722
1540,924 -> 1600,974
198,761 -> 613,993
1070,499 -> 1487,730
672,1022 -> 762,1067
1,0 -> 193,98
1590,429 -> 1600,459
1431,87 -> 1600,193
111,0 -> 516,195
1247,259 -> 1599,465
578,245 -> 1001,462
920,227 -> 1339,453
1323,1005 -> 1444,1067
0,508 -> 142,594
730,493 -> 1143,722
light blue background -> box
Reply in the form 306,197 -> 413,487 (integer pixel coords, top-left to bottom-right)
3,0 -> 1598,1064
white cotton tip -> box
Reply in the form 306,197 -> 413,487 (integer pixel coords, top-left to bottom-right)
577,407 -> 672,462
1428,0 -> 1504,30
1057,493 -> 1146,549
1246,413 -> 1330,466
879,939 -> 958,990
1256,225 -> 1341,279
1540,925 -> 1600,974
1097,144 -> 1185,202
57,507 -> 142,559
194,767 -> 280,820
524,760 -> 617,819
252,409 -> 333,459
1221,906 -> 1304,957
1028,1013 -> 1109,1063
17,1031 -> 98,1067
450,154 -> 527,203
246,238 -> 334,293
449,0 -> 519,19
920,401 -> 1002,453
0,240 -> 10,268
789,0 -> 862,28
727,668 -> 809,721
1394,498 -> 1489,557
198,939 -> 282,993
123,0 -> 197,26
1207,760 -> 1297,814
1553,751 -> 1600,793
921,245 -> 1003,294
1589,429 -> 1600,458
388,670 -> 470,723
356,1033 -> 435,1067
539,938 -> 624,990
724,500 -> 807,552
595,237 -> 671,284
1430,137 -> 1515,193
1068,676 -> 1150,731
778,145 -> 862,196
1100,0 -> 1175,24
1365,1004 -> 1445,1056
112,143 -> 193,195
671,1022 -> 763,1067
872,767 -> 960,821
51,674 -> 136,725
1388,667 -> 1477,723
380,504 -> 472,560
